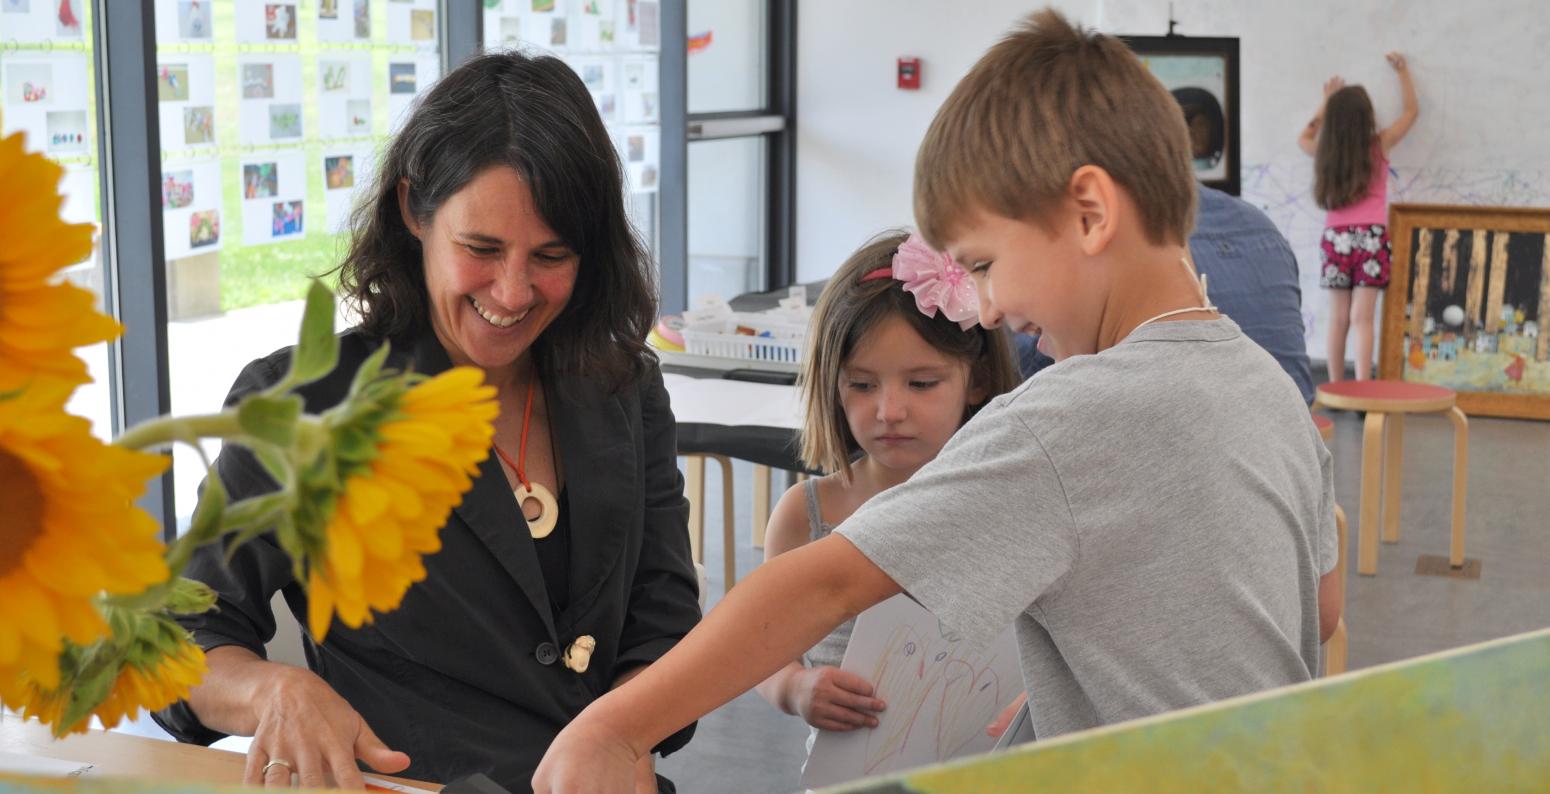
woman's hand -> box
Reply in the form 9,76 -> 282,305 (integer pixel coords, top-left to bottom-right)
533,717 -> 642,794
790,666 -> 886,732
242,665 -> 410,789
1322,75 -> 1345,98
1386,52 -> 1408,72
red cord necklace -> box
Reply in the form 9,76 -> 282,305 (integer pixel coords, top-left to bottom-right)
493,377 -> 559,539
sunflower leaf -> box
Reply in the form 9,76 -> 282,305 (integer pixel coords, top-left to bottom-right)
165,577 -> 219,615
349,341 -> 394,396
58,654 -> 122,736
237,395 -> 303,447
185,463 -> 227,543
288,281 -> 340,388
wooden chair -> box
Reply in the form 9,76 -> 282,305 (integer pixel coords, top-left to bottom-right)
1313,381 -> 1469,576
683,453 -> 737,592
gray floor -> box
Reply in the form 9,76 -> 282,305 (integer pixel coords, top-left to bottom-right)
661,410 -> 1550,793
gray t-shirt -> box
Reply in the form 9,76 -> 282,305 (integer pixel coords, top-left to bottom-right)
838,317 -> 1336,740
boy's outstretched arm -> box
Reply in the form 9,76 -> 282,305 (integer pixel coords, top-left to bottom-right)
533,534 -> 902,794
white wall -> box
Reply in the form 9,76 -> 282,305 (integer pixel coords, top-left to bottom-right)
795,0 -> 1550,361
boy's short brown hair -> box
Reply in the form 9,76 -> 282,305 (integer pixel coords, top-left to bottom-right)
914,8 -> 1197,249
799,231 -> 1022,479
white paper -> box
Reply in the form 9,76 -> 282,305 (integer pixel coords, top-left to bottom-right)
322,146 -> 374,234
615,124 -> 658,194
154,0 -> 216,42
0,751 -> 96,778
237,0 -> 300,43
360,775 -> 436,793
659,374 -> 801,429
317,52 -> 374,139
240,151 -> 306,246
1,0 -> 85,42
800,594 -> 1024,789
387,56 -> 441,134
161,158 -> 223,259
237,54 -> 303,145
155,54 -> 217,151
385,0 -> 438,51
317,0 -> 372,41
2,53 -> 92,156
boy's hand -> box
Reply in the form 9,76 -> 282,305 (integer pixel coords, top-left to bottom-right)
986,692 -> 1028,738
792,666 -> 886,732
1386,52 -> 1408,72
1322,75 -> 1345,98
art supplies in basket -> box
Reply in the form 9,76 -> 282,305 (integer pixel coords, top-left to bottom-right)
653,290 -> 812,366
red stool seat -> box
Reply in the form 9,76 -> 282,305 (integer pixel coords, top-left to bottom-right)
1316,380 -> 1456,413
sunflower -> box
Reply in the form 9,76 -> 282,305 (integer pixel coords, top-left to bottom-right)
0,383 -> 170,708
0,133 -> 122,395
305,366 -> 497,641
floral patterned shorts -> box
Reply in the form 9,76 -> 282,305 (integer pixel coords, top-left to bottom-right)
1320,224 -> 1391,288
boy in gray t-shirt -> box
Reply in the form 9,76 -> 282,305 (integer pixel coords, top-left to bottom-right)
533,13 -> 1342,787
840,317 -> 1336,739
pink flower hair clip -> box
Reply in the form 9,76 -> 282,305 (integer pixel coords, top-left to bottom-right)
860,233 -> 981,329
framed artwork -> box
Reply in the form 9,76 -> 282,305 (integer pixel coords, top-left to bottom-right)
1122,35 -> 1241,196
1381,204 -> 1550,420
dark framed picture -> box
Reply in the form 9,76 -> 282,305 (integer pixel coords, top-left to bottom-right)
1381,204 -> 1550,421
1122,35 -> 1240,196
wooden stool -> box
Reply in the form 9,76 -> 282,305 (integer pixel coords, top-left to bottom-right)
683,454 -> 737,592
1314,381 -> 1469,576
1313,413 -> 1349,676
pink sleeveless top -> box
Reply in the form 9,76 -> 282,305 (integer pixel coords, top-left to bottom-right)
1326,149 -> 1389,228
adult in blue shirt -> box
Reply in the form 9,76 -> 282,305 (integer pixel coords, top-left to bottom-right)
1016,184 -> 1315,403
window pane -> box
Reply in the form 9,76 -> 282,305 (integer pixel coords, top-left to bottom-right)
482,0 -> 663,260
153,0 -> 443,529
687,0 -> 766,114
0,1 -> 112,442
687,136 -> 765,304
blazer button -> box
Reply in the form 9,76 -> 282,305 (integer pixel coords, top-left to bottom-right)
535,642 -> 559,666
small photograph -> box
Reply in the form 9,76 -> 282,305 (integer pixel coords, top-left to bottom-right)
5,64 -> 51,105
272,200 -> 305,237
183,105 -> 215,144
599,19 -> 615,44
640,91 -> 656,120
324,155 -> 354,190
580,64 -> 604,90
1,0 -> 30,13
623,62 -> 643,90
319,0 -> 338,20
269,103 -> 302,139
550,17 -> 567,46
265,4 -> 297,39
242,63 -> 274,99
596,93 -> 615,120
640,164 -> 657,189
531,0 -> 555,11
353,0 -> 369,38
178,1 -> 212,39
190,210 -> 221,248
321,61 -> 349,92
162,170 -> 195,209
45,110 -> 87,154
157,64 -> 190,102
243,162 -> 278,199
410,9 -> 434,41
347,99 -> 371,134
581,1 -> 601,14
626,134 -> 644,163
56,0 -> 81,36
638,0 -> 658,47
499,16 -> 520,46
389,63 -> 417,94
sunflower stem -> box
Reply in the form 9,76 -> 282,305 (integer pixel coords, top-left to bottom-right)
114,412 -> 246,452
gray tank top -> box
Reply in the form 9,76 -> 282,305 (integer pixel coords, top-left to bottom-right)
802,478 -> 855,670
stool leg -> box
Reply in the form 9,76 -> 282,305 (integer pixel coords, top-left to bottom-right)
1325,619 -> 1348,676
752,464 -> 770,549
1357,412 -> 1387,576
714,455 -> 737,590
1334,504 -> 1349,593
1447,407 -> 1469,568
685,455 -> 705,565
1382,414 -> 1405,544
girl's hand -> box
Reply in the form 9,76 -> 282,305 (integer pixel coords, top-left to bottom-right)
792,666 -> 887,732
244,666 -> 410,789
1322,75 -> 1345,98
1386,52 -> 1408,72
533,717 -> 641,794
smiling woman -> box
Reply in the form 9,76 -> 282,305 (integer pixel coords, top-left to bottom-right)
152,51 -> 701,792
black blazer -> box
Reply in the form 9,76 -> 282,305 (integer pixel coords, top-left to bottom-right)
155,330 -> 701,791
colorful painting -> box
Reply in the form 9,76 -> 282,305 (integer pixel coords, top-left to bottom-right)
269,103 -> 302,139
157,64 -> 189,102
321,61 -> 349,92
190,210 -> 220,248
243,162 -> 278,199
272,200 -> 304,237
410,8 -> 434,41
178,1 -> 212,38
241,63 -> 274,99
832,628 -> 1550,793
1382,204 -> 1550,420
183,106 -> 214,144
46,110 -> 87,153
324,155 -> 354,190
265,3 -> 296,39
161,170 -> 195,209
389,63 -> 416,94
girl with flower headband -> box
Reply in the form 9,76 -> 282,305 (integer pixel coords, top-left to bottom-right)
753,230 -> 1019,765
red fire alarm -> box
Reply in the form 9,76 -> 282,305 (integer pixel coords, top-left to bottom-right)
897,57 -> 921,90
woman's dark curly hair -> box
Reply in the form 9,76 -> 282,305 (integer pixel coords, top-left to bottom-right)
331,50 -> 656,391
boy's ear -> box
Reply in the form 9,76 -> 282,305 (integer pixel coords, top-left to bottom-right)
397,178 -> 423,239
1067,165 -> 1119,256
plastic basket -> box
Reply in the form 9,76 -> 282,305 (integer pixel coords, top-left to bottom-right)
680,314 -> 807,365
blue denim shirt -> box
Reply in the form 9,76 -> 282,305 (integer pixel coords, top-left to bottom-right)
1015,185 -> 1314,403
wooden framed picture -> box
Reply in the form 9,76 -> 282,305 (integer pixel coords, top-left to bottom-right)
1122,35 -> 1241,196
1381,204 -> 1550,420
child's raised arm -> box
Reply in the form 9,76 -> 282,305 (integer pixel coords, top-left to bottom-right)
534,535 -> 902,793
1298,75 -> 1345,156
1379,52 -> 1419,154
753,483 -> 887,731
